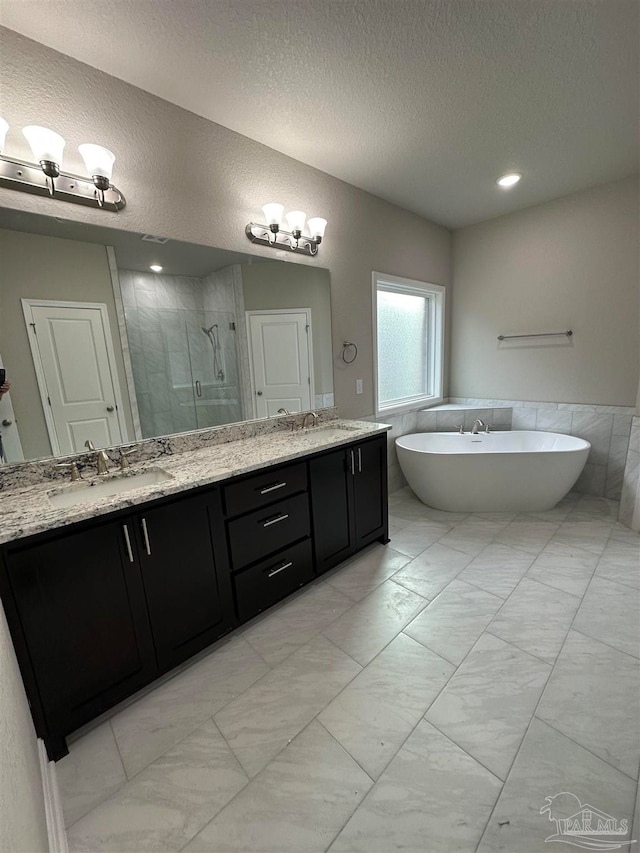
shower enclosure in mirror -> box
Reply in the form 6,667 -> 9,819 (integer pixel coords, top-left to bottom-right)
0,207 -> 333,463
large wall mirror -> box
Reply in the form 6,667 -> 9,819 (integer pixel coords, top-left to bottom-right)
0,207 -> 333,464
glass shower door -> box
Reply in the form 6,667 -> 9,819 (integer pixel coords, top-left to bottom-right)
186,310 -> 242,429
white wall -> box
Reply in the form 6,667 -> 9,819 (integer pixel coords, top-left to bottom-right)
451,178 -> 639,406
0,604 -> 48,852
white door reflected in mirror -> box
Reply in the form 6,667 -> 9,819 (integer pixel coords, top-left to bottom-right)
247,310 -> 313,418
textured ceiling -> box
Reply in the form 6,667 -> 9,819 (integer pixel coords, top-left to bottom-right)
1,0 -> 637,228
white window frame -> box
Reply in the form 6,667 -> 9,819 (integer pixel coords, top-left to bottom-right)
372,272 -> 445,418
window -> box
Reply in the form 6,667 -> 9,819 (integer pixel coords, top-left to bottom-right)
373,272 -> 445,415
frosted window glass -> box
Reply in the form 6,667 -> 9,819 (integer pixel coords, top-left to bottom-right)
377,290 -> 429,405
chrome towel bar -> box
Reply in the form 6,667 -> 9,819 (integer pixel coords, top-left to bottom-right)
497,330 -> 572,341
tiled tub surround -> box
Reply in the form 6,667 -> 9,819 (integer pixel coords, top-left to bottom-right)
54,487 -> 639,853
384,400 -> 635,503
0,409 -> 392,545
619,416 -> 640,531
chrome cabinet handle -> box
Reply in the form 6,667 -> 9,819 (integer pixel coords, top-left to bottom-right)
266,560 -> 293,578
262,513 -> 289,528
195,380 -> 202,397
357,447 -> 362,473
2,418 -> 12,426
350,449 -> 355,475
106,405 -> 115,412
141,518 -> 152,556
259,481 -> 287,495
123,524 -> 134,563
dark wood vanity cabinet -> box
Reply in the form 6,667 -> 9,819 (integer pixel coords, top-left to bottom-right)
0,488 -> 234,759
310,435 -> 389,574
223,461 -> 315,621
131,490 -> 234,672
2,518 -> 158,756
0,432 -> 388,761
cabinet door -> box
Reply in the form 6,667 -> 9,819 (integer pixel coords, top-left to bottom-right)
5,520 -> 156,739
134,491 -> 233,671
309,447 -> 356,574
353,436 -> 388,548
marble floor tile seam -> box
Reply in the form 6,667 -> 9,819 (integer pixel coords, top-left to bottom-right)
314,638 -> 461,786
524,624 -> 640,782
571,569 -> 640,659
78,713 -> 255,832
240,589 -> 360,669
530,714 -> 640,784
415,714 -> 506,787
322,717 -> 505,853
420,632 -> 556,782
173,715 -> 375,853
470,710 -> 546,852
482,628 -> 562,667
514,571 -> 585,602
593,567 -> 640,593
570,625 -> 640,662
63,717 -> 253,846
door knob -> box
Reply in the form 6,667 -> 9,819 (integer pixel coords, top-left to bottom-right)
2,419 -> 12,426
106,406 -> 115,412
256,391 -> 263,396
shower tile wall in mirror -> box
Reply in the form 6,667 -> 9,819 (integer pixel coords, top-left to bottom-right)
0,208 -> 333,463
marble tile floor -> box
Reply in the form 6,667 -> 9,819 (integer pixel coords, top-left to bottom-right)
58,488 -> 640,853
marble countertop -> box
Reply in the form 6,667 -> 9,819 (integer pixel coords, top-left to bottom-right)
0,419 -> 390,546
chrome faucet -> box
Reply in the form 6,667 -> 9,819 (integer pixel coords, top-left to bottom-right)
84,439 -> 111,475
302,411 -> 318,429
471,419 -> 486,435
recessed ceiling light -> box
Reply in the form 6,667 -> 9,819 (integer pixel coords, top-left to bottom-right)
497,172 -> 522,188
149,264 -> 163,273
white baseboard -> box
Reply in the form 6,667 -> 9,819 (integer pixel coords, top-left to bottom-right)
38,740 -> 68,853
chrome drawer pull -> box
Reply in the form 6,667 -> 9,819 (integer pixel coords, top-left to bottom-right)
259,481 -> 287,495
141,518 -> 152,556
266,560 -> 293,578
350,449 -> 355,475
263,513 -> 289,528
123,524 -> 134,563
357,447 -> 362,473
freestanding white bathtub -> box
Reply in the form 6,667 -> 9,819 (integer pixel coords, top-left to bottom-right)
395,431 -> 590,512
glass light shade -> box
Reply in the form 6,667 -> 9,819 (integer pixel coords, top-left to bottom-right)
262,203 -> 284,226
22,125 -> 65,165
308,217 -> 327,239
286,210 -> 307,233
0,116 -> 8,153
79,143 -> 115,180
497,172 -> 522,188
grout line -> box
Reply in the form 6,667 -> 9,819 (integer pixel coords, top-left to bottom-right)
532,716 -> 640,783
569,625 -> 640,661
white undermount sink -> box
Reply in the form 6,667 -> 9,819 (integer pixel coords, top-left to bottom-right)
294,424 -> 361,441
47,468 -> 173,509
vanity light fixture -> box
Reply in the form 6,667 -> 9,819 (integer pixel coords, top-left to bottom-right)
149,264 -> 163,273
0,118 -> 126,211
246,203 -> 327,256
496,172 -> 522,188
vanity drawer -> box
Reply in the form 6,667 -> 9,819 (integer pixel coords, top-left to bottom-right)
223,462 -> 307,516
234,539 -> 314,622
227,493 -> 310,570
